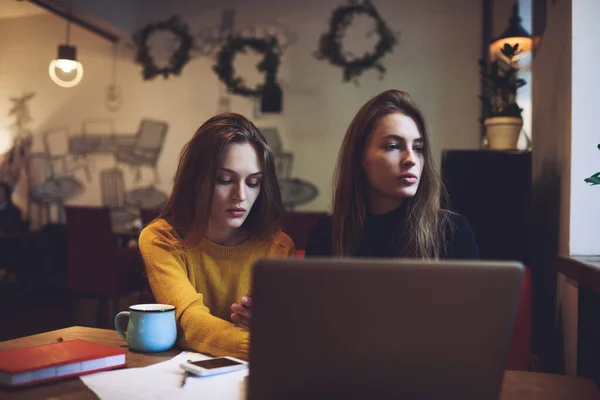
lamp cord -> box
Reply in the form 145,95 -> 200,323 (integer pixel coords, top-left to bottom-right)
65,0 -> 72,44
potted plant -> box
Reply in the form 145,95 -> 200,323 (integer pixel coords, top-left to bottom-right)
584,144 -> 600,185
479,44 -> 527,150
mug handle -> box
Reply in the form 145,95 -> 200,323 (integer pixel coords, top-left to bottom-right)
114,311 -> 130,341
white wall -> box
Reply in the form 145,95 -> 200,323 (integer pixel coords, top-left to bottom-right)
570,0 -> 600,255
518,0 -> 532,146
0,0 -> 482,213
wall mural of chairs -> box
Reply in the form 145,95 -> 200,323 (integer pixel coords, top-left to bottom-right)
23,118 -> 170,230
28,152 -> 85,228
21,120 -> 317,229
99,168 -> 139,232
43,126 -> 92,181
114,119 -> 168,184
260,127 -> 318,210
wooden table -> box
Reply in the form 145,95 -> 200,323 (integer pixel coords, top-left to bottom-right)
1,327 -> 599,399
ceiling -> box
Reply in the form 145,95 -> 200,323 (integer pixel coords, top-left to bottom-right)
0,0 -> 46,20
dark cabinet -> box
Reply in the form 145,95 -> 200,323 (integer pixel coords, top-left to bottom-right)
441,150 -> 531,263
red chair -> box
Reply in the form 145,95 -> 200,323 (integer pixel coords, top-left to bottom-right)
281,212 -> 327,251
65,206 -> 146,328
140,208 -> 161,227
504,266 -> 532,371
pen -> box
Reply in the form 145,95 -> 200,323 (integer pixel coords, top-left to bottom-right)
180,370 -> 189,388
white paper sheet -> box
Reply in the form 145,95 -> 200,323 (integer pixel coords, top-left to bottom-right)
80,351 -> 248,400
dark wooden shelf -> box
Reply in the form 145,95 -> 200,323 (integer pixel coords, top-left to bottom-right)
556,255 -> 600,293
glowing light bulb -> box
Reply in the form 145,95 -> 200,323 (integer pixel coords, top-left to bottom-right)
56,59 -> 77,73
48,45 -> 84,88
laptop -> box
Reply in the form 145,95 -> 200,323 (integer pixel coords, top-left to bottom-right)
248,258 -> 524,400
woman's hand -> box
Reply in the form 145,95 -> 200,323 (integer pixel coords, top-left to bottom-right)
231,292 -> 252,329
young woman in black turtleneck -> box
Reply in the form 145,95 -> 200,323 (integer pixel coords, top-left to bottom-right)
305,90 -> 479,259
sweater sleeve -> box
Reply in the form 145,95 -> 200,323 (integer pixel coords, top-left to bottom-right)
138,227 -> 250,360
287,242 -> 297,258
280,231 -> 297,258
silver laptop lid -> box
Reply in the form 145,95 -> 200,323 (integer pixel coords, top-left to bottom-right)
249,258 -> 524,400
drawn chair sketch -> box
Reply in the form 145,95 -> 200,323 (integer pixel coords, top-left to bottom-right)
28,152 -> 84,227
27,152 -> 52,228
99,168 -> 138,232
43,126 -> 91,181
80,118 -> 115,136
114,119 -> 168,183
259,127 -> 318,210
261,127 -> 293,179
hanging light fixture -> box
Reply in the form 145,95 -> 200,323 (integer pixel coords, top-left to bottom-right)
260,81 -> 283,113
489,3 -> 533,62
48,1 -> 83,88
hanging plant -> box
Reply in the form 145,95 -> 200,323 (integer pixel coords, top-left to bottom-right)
314,0 -> 398,83
212,36 -> 281,97
133,16 -> 195,81
585,143 -> 600,186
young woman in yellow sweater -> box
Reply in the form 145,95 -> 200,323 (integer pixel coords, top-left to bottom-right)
138,113 -> 295,360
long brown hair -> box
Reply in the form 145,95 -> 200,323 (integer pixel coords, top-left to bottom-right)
332,89 -> 449,259
160,113 -> 283,247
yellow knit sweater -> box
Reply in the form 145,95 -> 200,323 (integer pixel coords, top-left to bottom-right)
138,218 -> 295,360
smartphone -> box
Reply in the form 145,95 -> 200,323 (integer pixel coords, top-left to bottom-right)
180,356 -> 248,377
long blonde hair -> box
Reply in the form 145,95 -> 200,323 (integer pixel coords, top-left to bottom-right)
332,90 -> 449,258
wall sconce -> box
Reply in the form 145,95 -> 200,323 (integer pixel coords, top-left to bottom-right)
49,7 -> 84,88
489,3 -> 532,62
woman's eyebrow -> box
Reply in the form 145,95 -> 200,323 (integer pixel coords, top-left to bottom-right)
219,168 -> 263,177
379,133 -> 405,142
219,167 -> 237,175
379,134 -> 422,143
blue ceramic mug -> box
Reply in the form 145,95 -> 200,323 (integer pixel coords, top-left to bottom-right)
114,304 -> 177,352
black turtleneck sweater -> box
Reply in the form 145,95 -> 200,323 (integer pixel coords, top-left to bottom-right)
304,206 -> 480,259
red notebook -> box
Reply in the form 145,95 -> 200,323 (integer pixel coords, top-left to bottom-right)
0,339 -> 126,387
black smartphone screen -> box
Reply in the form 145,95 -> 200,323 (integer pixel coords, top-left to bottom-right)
189,358 -> 243,369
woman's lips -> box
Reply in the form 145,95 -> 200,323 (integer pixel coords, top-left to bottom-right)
397,174 -> 417,185
227,208 -> 246,218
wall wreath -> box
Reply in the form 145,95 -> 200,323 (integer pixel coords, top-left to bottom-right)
212,35 -> 281,97
314,0 -> 398,83
133,16 -> 195,81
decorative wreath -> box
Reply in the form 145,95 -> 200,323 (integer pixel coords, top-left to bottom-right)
133,16 -> 195,81
213,36 -> 281,97
314,1 -> 398,83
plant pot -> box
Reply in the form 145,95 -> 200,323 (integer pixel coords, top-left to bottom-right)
484,117 -> 523,150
